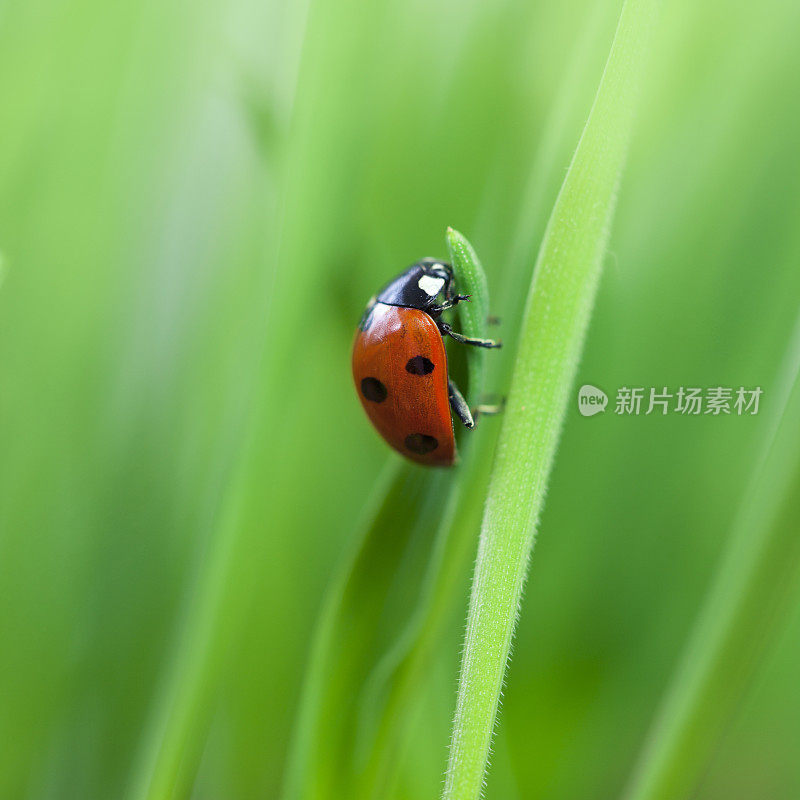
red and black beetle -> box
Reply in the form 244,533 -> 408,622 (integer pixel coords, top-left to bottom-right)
352,259 -> 500,467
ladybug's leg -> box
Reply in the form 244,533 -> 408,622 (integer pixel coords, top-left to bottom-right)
448,379 -> 475,429
434,269 -> 467,307
431,294 -> 471,313
439,322 -> 502,349
442,269 -> 456,301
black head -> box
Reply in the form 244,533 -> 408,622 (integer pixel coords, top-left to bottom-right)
375,258 -> 453,314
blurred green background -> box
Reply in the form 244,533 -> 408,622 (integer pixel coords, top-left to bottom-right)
1,0 -> 799,797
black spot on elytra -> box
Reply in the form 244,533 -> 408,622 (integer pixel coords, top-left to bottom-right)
361,377 -> 387,403
405,356 -> 435,375
404,433 -> 439,454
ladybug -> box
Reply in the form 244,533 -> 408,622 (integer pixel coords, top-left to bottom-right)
352,258 -> 500,467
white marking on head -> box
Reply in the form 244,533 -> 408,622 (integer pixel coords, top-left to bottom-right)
418,275 -> 445,297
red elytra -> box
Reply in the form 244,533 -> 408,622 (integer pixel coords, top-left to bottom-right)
352,303 -> 455,466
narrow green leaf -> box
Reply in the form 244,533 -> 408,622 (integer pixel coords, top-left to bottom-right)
623,317 -> 800,800
442,1 -> 659,797
282,462 -> 455,800
447,227 -> 491,405
352,436 -> 497,797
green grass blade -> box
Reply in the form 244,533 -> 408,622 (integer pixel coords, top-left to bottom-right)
442,1 -> 658,797
447,227 -> 491,404
353,423 -> 499,798
622,315 -> 800,800
282,463 -> 455,800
